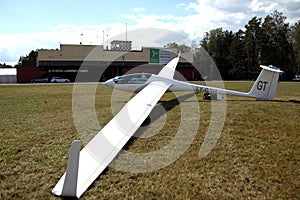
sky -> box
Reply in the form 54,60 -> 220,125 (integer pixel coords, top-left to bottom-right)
1,0 -> 300,65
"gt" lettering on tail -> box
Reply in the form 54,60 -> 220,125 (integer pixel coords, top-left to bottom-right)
257,81 -> 268,91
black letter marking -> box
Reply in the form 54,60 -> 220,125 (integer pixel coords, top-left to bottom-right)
257,81 -> 268,91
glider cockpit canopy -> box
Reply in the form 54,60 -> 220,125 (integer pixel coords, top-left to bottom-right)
112,73 -> 152,84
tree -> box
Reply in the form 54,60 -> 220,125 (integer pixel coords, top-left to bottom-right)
190,39 -> 200,54
292,20 -> 300,75
260,10 -> 295,79
17,50 -> 38,67
194,44 -> 220,80
201,32 -> 209,51
228,30 -> 247,79
0,63 -> 13,68
167,11 -> 297,80
200,28 -> 234,79
244,17 -> 262,79
164,42 -> 192,53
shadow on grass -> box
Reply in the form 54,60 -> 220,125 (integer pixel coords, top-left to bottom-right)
60,196 -> 78,200
138,92 -> 195,132
224,99 -> 300,104
123,92 -> 196,149
286,99 -> 300,104
90,96 -> 300,197
88,92 -> 198,194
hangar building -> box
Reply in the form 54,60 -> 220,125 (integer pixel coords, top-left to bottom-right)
0,68 -> 17,83
35,41 -> 198,82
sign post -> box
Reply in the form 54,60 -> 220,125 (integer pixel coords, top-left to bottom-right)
149,49 -> 160,64
149,48 -> 172,64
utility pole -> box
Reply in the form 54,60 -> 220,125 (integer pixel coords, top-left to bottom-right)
102,30 -> 105,46
106,28 -> 109,50
80,33 -> 83,45
125,23 -> 127,42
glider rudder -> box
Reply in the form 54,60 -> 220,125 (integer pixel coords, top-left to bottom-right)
248,65 -> 283,100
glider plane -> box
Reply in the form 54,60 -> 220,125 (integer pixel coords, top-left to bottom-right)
105,64 -> 283,100
52,53 -> 282,198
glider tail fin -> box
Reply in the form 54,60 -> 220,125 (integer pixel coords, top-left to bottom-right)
248,65 -> 283,100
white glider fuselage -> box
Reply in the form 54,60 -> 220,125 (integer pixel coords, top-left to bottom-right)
105,65 -> 283,100
105,74 -> 239,94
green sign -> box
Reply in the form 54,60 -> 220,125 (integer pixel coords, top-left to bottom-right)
149,49 -> 160,63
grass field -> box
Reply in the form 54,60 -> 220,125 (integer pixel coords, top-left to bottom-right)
0,82 -> 299,199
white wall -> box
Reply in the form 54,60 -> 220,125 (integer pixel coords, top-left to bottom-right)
0,68 -> 17,83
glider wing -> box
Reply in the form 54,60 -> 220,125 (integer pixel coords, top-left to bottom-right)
52,55 -> 180,198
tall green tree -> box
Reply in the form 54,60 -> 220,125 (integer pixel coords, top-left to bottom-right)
292,20 -> 300,75
244,17 -> 262,79
164,42 -> 192,53
228,30 -> 247,79
0,63 -> 13,68
182,11 -> 297,80
17,50 -> 38,67
201,28 -> 234,79
260,10 -> 294,79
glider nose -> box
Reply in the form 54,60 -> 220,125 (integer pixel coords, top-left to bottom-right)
104,79 -> 115,88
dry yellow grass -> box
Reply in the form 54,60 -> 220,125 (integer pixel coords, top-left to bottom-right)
0,82 -> 299,199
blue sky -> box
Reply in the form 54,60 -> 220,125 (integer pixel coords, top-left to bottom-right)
1,0 -> 191,33
1,0 -> 299,65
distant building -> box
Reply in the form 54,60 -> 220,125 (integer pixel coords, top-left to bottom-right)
111,40 -> 132,51
23,42 -> 198,83
17,67 -> 42,83
0,68 -> 16,83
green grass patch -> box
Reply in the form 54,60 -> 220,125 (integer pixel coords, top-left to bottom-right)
0,82 -> 299,199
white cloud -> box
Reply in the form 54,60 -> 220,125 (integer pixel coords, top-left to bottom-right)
249,0 -> 278,13
1,0 -> 300,64
0,24 -> 193,65
247,0 -> 300,24
176,0 -> 300,32
176,3 -> 186,8
121,0 -> 300,44
132,7 -> 145,13
0,48 -> 17,65
0,23 -> 130,64
0,32 -> 58,65
249,0 -> 265,12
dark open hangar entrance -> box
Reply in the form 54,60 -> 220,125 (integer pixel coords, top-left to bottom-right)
38,60 -> 198,82
36,43 -> 197,83
122,62 -> 198,81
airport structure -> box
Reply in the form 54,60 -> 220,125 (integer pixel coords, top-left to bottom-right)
0,68 -> 16,83
31,41 -> 197,82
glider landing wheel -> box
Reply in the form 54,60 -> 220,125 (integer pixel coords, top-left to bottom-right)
203,93 -> 211,100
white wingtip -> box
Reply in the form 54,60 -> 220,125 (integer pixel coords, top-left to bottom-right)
178,51 -> 181,58
61,140 -> 81,197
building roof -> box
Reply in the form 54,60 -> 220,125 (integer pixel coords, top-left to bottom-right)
37,44 -> 193,64
0,68 -> 17,75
